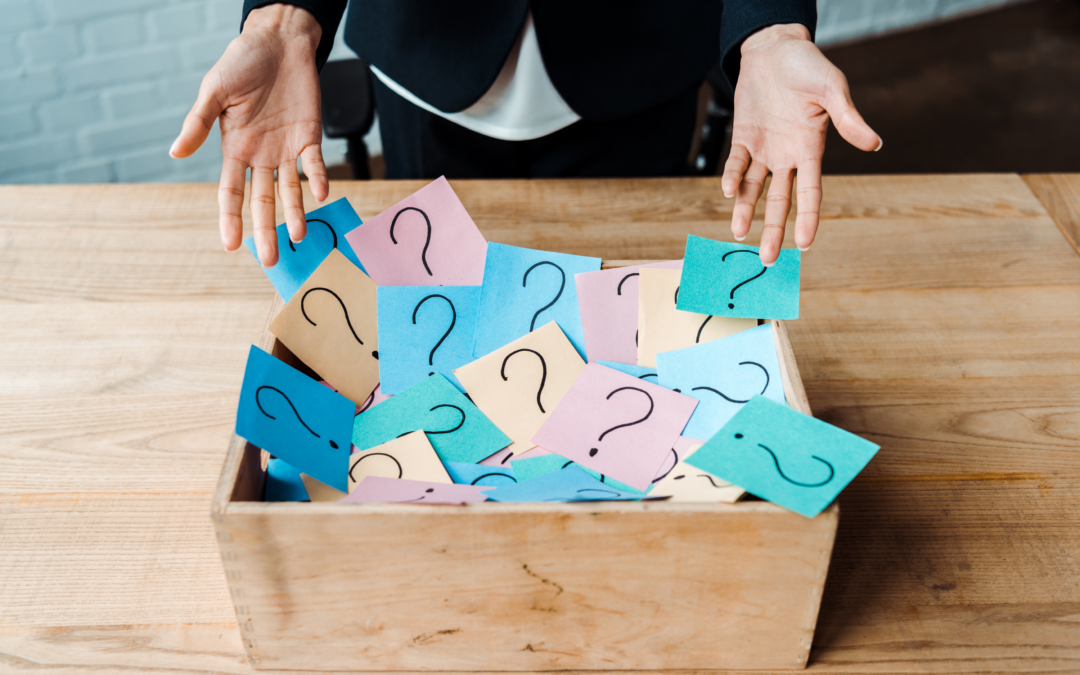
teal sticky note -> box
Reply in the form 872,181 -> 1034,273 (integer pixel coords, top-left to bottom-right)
244,197 -> 366,301
486,465 -> 641,502
444,461 -> 518,488
687,396 -> 879,518
376,286 -> 481,394
474,243 -> 601,360
351,374 -> 510,464
676,235 -> 800,319
265,457 -> 309,502
597,360 -> 658,383
511,453 -> 647,495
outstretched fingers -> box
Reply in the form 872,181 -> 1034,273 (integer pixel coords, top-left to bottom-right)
731,160 -> 768,242
250,165 -> 279,268
721,144 -> 751,199
301,144 -> 329,203
218,157 -> 247,252
759,169 -> 794,266
794,159 -> 822,251
278,159 -> 307,245
824,68 -> 881,152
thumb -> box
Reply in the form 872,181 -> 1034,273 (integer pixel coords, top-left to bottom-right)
170,75 -> 225,159
823,68 -> 882,153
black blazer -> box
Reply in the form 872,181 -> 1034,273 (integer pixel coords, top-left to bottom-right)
242,0 -> 816,121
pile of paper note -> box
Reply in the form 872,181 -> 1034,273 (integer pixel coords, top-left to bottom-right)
236,177 -> 879,518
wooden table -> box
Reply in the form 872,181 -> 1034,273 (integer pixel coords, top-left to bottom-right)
1,175 -> 1078,673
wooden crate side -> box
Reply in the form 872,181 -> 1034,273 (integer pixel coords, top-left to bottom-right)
771,320 -> 811,416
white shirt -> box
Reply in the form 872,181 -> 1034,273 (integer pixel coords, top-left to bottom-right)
370,11 -> 580,141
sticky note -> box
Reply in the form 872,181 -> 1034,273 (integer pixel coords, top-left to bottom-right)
649,443 -> 746,503
244,197 -> 366,301
341,476 -> 491,504
357,383 -> 392,414
531,363 -> 697,491
455,321 -> 585,456
511,453 -> 645,494
344,176 -> 488,286
348,431 -> 451,491
236,345 -> 353,492
478,446 -> 516,467
376,286 -> 480,394
444,462 -> 518,488
656,322 -> 787,439
270,250 -> 380,404
676,235 -> 801,320
300,473 -> 348,502
487,465 -> 641,502
575,260 -> 682,364
597,360 -> 658,383
265,458 -> 309,502
688,395 -> 879,517
473,243 -> 601,360
637,268 -> 757,367
352,373 -> 510,464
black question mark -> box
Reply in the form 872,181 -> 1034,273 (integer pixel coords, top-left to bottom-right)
412,294 -> 456,376
636,372 -> 658,381
652,448 -> 679,483
355,388 -> 376,416
256,385 -> 339,449
470,472 -> 518,487
589,386 -> 654,457
394,404 -> 466,439
522,261 -> 565,331
400,487 -> 437,502
670,473 -> 733,488
500,348 -> 548,413
286,218 -> 336,253
301,287 -> 379,360
734,432 -> 835,487
350,453 -> 403,481
676,285 -> 715,344
390,207 -> 433,276
722,249 -> 768,310
617,272 -> 639,346
690,361 -> 770,404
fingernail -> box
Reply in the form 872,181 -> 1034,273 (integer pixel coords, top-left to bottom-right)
761,259 -> 775,268
798,245 -> 810,252
290,237 -> 304,245
724,192 -> 734,199
734,235 -> 746,242
874,136 -> 884,152
168,138 -> 180,157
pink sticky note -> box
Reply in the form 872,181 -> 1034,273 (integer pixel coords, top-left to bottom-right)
345,176 -> 488,286
531,363 -> 698,491
322,380 -> 392,418
339,476 -> 492,504
478,446 -> 515,467
575,260 -> 682,364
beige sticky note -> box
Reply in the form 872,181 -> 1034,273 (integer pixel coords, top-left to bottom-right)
300,473 -> 348,502
270,249 -> 380,404
637,268 -> 756,367
348,431 -> 451,492
454,321 -> 585,456
649,444 -> 746,503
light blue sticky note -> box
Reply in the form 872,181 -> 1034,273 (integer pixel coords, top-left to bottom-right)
676,235 -> 800,319
244,197 -> 366,301
687,395 -> 879,518
377,286 -> 481,395
597,360 -> 658,383
236,345 -> 353,492
511,454 -> 648,495
486,465 -> 641,502
656,323 -> 786,439
265,457 -> 309,502
444,462 -> 518,488
351,373 -> 510,464
473,243 -> 600,359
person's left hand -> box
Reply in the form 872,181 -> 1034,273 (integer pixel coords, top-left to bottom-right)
722,24 -> 881,265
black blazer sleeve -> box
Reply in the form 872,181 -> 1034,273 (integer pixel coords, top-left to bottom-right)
241,0 -> 347,71
719,0 -> 818,89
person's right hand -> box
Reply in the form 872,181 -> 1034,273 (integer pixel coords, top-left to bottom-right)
169,4 -> 327,268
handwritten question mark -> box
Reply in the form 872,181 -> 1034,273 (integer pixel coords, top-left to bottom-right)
501,348 -> 547,412
394,403 -> 465,439
287,218 -> 336,253
722,250 -> 768,310
390,207 -> 433,276
523,261 -> 565,331
470,473 -> 518,487
589,386 -> 654,457
690,361 -> 770,403
734,432 -> 834,487
412,294 -> 456,376
301,287 -> 379,359
652,448 -> 679,483
674,285 -> 713,343
350,453 -> 403,480
671,473 -> 733,488
256,385 -> 339,449
617,272 -> 639,346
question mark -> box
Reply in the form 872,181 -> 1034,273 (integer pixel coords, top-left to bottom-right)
501,348 -> 548,412
589,386 -> 654,457
394,403 -> 466,439
690,361 -> 770,403
617,272 -> 639,346
287,218 -> 337,253
470,473 -> 518,487
390,207 -> 433,276
412,294 -> 456,376
675,285 -> 714,344
256,385 -> 339,449
722,250 -> 768,310
652,448 -> 679,483
301,287 -> 379,360
671,473 -> 733,488
350,453 -> 403,480
522,261 -> 565,331
733,432 -> 834,487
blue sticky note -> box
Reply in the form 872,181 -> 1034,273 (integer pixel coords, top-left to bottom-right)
444,462 -> 518,488
688,396 -> 879,518
351,373 -> 510,464
244,198 -> 366,301
265,457 -> 309,502
656,323 -> 786,439
377,286 -> 481,394
597,360 -> 658,383
236,345 -> 353,492
511,453 -> 648,495
474,243 -> 600,359
487,466 -> 641,502
676,235 -> 800,319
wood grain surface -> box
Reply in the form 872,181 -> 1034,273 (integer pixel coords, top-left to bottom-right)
1025,173 -> 1080,257
1,175 -> 1079,673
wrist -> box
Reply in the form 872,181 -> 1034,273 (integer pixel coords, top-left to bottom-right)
244,4 -> 322,46
741,23 -> 811,55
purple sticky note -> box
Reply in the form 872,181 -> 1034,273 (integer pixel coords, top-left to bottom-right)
478,446 -> 515,467
345,176 -> 488,286
531,363 -> 698,491
575,260 -> 682,364
340,476 -> 492,504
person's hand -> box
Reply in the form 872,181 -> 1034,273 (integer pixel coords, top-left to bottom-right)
722,24 -> 881,265
169,4 -> 326,268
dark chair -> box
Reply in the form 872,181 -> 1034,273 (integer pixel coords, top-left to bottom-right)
693,63 -> 736,176
319,58 -> 376,179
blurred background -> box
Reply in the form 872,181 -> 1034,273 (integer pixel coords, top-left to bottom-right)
0,0 -> 1077,184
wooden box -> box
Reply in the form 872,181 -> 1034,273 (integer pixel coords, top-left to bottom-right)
212,262 -> 838,672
